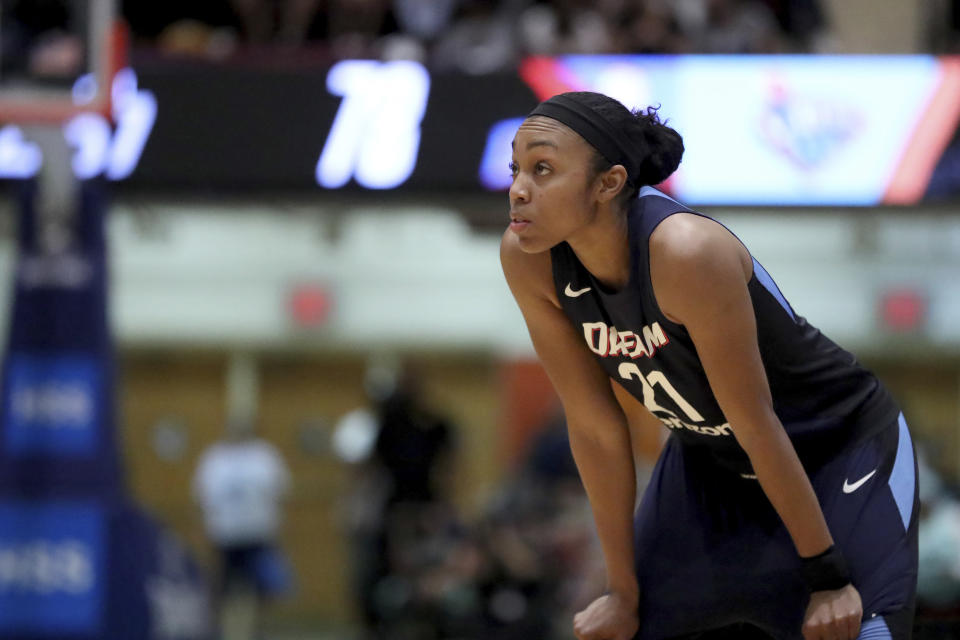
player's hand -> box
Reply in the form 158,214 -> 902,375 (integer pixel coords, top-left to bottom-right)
802,583 -> 862,640
573,591 -> 639,640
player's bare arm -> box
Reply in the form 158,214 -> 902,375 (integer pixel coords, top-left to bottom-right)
649,213 -> 863,639
501,230 -> 639,640
611,380 -> 668,466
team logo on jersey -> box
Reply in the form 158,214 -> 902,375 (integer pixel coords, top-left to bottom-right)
564,283 -> 592,298
583,321 -> 669,358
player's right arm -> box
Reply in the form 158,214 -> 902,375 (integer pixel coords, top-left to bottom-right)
501,231 -> 639,640
611,380 -> 668,466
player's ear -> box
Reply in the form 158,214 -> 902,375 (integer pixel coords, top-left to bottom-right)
596,164 -> 628,203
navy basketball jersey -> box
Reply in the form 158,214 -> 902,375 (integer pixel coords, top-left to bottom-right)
550,187 -> 898,475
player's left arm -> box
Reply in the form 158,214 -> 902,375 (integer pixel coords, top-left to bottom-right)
650,214 -> 862,640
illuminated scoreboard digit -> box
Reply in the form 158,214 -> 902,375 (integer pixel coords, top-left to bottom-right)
316,60 -> 431,190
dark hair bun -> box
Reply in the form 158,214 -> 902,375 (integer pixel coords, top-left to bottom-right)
553,92 -> 684,186
632,106 -> 684,185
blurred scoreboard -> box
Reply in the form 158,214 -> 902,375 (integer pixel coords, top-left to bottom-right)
4,54 -> 960,206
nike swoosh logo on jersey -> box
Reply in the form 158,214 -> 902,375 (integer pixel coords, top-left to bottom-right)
842,469 -> 877,494
565,284 -> 592,298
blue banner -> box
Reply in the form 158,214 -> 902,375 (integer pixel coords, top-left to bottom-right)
3,354 -> 103,456
0,180 -> 120,497
0,180 -> 212,638
0,501 -> 106,635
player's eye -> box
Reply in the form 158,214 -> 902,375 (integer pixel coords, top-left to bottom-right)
535,162 -> 551,175
508,161 -> 519,176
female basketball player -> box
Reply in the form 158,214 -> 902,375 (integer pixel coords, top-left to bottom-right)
500,92 -> 918,640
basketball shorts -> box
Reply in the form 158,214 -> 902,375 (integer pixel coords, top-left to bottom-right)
632,413 -> 919,640
218,542 -> 293,597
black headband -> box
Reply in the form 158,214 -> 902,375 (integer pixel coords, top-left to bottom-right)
528,94 -> 642,182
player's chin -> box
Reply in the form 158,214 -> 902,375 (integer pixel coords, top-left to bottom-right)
513,229 -> 553,254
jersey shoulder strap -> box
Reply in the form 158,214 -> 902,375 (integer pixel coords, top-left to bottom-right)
635,186 -> 697,242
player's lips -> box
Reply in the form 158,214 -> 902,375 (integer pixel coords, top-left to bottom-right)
509,213 -> 531,233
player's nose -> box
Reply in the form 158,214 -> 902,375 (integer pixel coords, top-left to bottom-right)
509,174 -> 530,205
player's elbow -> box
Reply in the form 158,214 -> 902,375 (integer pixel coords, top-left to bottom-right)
566,415 -> 629,453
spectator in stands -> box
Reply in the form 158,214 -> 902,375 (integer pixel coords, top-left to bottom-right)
123,1 -> 235,44
392,0 -> 460,41
2,0 -> 83,80
517,3 -> 561,56
617,1 -> 691,54
555,0 -> 620,54
691,0 -> 784,53
759,0 -> 829,51
431,0 -> 519,73
121,0 -> 826,58
326,0 -> 396,58
230,0 -> 324,45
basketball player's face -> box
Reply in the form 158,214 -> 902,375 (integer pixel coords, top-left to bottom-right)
509,117 -> 602,253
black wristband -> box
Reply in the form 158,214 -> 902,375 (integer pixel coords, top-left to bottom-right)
800,545 -> 851,592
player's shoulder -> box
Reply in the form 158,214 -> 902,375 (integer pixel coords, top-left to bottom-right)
649,212 -> 747,274
648,212 -> 753,322
499,229 -> 559,307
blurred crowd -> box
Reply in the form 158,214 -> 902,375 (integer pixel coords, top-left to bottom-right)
122,0 -> 830,69
915,448 -> 960,638
333,367 -> 607,640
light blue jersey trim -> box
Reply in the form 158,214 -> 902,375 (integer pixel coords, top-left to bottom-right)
639,185 -> 684,207
858,616 -> 891,639
889,413 -> 916,530
752,258 -> 796,321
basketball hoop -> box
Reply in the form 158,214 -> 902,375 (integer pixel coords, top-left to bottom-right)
0,0 -> 126,255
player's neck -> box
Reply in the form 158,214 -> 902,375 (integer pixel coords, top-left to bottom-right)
567,206 -> 630,292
